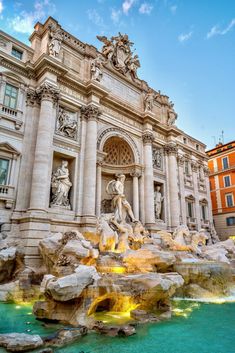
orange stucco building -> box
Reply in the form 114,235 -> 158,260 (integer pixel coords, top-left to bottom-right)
207,141 -> 235,239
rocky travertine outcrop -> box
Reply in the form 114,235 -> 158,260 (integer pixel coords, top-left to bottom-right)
33,270 -> 183,326
0,333 -> 43,352
173,260 -> 233,298
39,231 -> 99,275
41,265 -> 100,301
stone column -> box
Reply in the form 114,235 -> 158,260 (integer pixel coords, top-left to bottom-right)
204,166 -> 213,226
131,171 -> 140,220
142,131 -> 155,225
96,159 -> 103,217
164,143 -> 180,229
192,161 -> 201,230
81,105 -> 101,217
15,89 -> 40,211
177,154 -> 187,225
29,82 -> 59,211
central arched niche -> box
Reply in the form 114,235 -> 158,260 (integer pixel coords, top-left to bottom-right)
103,136 -> 134,166
101,136 -> 135,214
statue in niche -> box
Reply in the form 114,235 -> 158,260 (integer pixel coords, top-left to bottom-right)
50,160 -> 72,209
154,186 -> 164,220
48,25 -> 63,57
144,88 -> 156,112
152,148 -> 162,169
106,174 -> 137,224
56,107 -> 77,139
97,175 -> 148,253
91,54 -> 105,82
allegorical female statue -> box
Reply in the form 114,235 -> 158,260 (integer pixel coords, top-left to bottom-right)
50,160 -> 72,209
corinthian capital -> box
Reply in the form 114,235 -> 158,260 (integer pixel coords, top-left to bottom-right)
26,88 -> 40,106
191,161 -> 198,172
142,130 -> 154,144
36,82 -> 60,103
164,142 -> 178,155
80,104 -> 101,121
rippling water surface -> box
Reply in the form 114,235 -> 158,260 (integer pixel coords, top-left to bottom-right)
0,301 -> 235,353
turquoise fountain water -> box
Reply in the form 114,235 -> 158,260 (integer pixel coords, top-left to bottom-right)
0,301 -> 235,353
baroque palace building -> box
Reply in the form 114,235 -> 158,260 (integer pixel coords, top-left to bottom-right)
0,17 -> 213,265
207,141 -> 235,239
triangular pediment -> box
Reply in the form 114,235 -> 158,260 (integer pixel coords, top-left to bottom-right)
0,142 -> 21,155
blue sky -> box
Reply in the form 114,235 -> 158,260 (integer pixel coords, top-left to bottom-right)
0,0 -> 234,149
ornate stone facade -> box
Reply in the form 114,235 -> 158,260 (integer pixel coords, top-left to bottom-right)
0,17 -> 213,266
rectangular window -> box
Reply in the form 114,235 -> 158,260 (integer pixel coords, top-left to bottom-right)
201,205 -> 206,220
226,194 -> 234,207
226,217 -> 235,226
11,47 -> 23,60
0,158 -> 9,185
3,84 -> 18,109
224,175 -> 231,187
222,156 -> 229,170
183,137 -> 187,144
185,161 -> 189,175
196,144 -> 199,151
187,202 -> 193,218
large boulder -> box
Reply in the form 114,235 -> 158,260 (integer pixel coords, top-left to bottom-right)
41,265 -> 100,301
39,231 -> 99,275
0,333 -> 43,352
174,260 -> 233,297
123,245 -> 176,272
0,247 -> 17,283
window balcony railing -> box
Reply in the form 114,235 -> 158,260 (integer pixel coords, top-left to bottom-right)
0,185 -> 15,209
0,104 -> 23,130
1,105 -> 18,117
187,216 -> 196,224
201,219 -> 210,225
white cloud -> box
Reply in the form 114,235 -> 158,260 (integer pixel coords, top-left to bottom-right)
170,5 -> 177,14
178,31 -> 193,43
139,3 -> 153,15
122,0 -> 136,15
0,0 -> 3,16
206,18 -> 235,39
8,0 -> 56,34
111,8 -> 121,24
87,9 -> 105,28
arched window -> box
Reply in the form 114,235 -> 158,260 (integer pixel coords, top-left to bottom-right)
103,137 -> 134,165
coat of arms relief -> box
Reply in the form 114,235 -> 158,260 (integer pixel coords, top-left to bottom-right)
97,33 -> 140,81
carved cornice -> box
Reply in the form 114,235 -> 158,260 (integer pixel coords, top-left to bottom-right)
80,104 -> 101,121
36,82 -> 60,104
142,130 -> 154,145
164,142 -> 178,155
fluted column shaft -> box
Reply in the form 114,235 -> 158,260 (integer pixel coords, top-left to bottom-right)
82,105 -> 101,216
29,83 -> 59,211
16,90 -> 40,210
192,161 -> 201,230
96,161 -> 103,217
177,155 -> 187,225
131,172 -> 140,220
143,131 -> 155,225
165,143 -> 180,228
